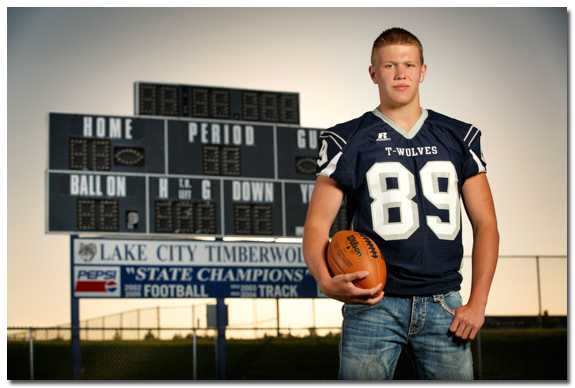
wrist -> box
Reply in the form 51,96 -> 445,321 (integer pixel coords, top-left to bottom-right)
317,273 -> 333,290
466,296 -> 487,313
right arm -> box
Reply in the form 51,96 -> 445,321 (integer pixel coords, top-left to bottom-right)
302,175 -> 384,305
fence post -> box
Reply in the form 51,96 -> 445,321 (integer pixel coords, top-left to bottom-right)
192,304 -> 196,331
276,298 -> 280,337
193,328 -> 197,380
29,328 -> 34,380
536,256 -> 543,328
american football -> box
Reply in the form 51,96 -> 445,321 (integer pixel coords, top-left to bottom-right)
327,230 -> 386,294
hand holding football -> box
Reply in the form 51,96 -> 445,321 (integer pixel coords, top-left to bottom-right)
327,230 -> 386,295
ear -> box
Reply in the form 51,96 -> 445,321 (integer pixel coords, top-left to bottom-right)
419,64 -> 427,83
368,65 -> 377,84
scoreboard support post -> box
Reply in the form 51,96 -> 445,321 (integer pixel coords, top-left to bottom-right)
70,236 -> 81,380
216,298 -> 227,380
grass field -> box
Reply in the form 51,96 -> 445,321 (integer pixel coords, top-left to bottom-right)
7,328 -> 567,380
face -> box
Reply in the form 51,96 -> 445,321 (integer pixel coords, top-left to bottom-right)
369,44 -> 427,110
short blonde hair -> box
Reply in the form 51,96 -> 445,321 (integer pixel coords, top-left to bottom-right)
371,27 -> 424,66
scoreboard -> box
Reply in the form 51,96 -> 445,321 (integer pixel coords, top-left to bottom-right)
46,82 -> 347,238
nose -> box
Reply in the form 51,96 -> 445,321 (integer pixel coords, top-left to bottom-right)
394,67 -> 406,80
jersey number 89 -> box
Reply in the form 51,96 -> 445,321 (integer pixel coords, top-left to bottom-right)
366,161 -> 460,241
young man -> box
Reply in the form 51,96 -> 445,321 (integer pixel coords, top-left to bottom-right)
302,27 -> 499,380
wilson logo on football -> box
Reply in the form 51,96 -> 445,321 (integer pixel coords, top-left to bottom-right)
346,235 -> 364,258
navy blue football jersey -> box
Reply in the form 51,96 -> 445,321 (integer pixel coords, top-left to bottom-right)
317,108 -> 487,296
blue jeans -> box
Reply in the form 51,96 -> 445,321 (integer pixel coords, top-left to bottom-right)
339,291 -> 474,380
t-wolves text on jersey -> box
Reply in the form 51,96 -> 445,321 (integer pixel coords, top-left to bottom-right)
317,108 -> 487,296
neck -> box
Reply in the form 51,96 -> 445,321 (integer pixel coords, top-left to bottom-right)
377,104 -> 422,132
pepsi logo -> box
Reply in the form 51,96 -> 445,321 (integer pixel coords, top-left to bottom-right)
105,281 -> 117,293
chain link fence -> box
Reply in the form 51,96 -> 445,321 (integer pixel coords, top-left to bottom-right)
7,323 -> 567,380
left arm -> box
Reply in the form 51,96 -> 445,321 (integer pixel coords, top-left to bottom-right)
449,172 -> 499,340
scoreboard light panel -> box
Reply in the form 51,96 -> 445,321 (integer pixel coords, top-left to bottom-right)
134,82 -> 300,125
46,105 -> 347,238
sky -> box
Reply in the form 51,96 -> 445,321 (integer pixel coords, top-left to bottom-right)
6,7 -> 570,331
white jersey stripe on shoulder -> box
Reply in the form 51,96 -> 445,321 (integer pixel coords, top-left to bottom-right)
463,124 -> 475,142
467,128 -> 479,147
318,151 -> 342,178
320,130 -> 347,144
320,131 -> 346,150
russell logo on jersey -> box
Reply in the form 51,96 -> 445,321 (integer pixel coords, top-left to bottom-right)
376,132 -> 392,142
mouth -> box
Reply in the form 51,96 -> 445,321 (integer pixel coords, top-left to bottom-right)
394,84 -> 409,91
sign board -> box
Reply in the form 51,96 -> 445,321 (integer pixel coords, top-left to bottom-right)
71,236 -> 323,299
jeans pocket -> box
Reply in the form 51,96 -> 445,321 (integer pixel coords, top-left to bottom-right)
342,299 -> 383,317
433,291 -> 462,317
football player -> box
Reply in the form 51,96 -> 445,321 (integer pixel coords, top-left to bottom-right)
302,27 -> 499,380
